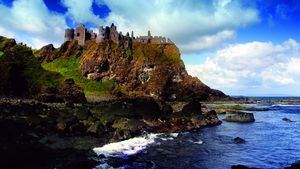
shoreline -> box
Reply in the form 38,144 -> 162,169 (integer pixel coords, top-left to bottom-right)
1,97 -> 299,168
0,97 -> 220,169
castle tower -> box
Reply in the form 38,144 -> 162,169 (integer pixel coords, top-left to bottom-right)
110,23 -> 119,43
131,31 -> 134,38
74,23 -> 86,46
148,30 -> 151,37
64,28 -> 74,42
96,26 -> 105,43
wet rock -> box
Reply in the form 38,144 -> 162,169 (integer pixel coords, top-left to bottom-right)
224,113 -> 255,123
74,107 -> 90,120
112,118 -> 148,132
57,122 -> 67,131
285,160 -> 300,169
87,121 -> 104,135
232,165 -> 258,169
282,117 -> 294,122
234,137 -> 246,144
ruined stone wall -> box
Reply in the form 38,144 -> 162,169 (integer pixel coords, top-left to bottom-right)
110,25 -> 119,43
75,24 -> 86,46
96,27 -> 105,43
151,36 -> 167,44
64,29 -> 74,42
88,30 -> 97,40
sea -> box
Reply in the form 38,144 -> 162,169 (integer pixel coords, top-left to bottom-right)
92,100 -> 300,169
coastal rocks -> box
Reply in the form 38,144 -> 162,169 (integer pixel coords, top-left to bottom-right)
234,137 -> 246,144
87,121 -> 105,135
38,87 -> 64,103
285,160 -> 300,169
282,117 -> 294,122
224,113 -> 255,123
38,79 -> 87,104
232,165 -> 258,169
59,78 -> 87,104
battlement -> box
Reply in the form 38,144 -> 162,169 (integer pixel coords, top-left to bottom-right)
64,23 -> 173,48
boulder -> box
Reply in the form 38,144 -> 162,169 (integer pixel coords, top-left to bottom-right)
59,79 -> 87,104
112,118 -> 148,132
234,137 -> 246,144
87,121 -> 104,135
282,117 -> 294,122
224,113 -> 255,123
232,165 -> 258,169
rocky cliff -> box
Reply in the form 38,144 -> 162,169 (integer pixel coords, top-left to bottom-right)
37,39 -> 227,101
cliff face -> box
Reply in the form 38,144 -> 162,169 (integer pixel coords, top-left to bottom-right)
35,38 -> 227,101
77,40 -> 227,101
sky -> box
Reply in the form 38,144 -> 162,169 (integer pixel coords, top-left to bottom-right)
0,0 -> 299,96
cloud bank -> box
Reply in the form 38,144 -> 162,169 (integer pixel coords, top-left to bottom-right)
186,39 -> 300,96
0,0 -> 67,48
0,0 -> 259,51
100,0 -> 259,53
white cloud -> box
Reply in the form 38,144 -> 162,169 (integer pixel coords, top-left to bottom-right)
0,0 -> 67,48
0,0 -> 259,52
186,39 -> 300,96
98,0 -> 259,53
180,30 -> 236,53
62,0 -> 103,26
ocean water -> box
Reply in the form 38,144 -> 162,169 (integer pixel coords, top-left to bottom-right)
93,104 -> 300,169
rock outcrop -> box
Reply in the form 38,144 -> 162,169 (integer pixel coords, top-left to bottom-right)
78,40 -> 227,101
224,113 -> 255,123
35,40 -> 83,63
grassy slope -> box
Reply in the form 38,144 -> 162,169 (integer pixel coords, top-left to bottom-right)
0,36 -> 62,96
42,56 -> 113,95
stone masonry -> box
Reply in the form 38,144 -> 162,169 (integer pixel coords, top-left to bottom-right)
64,23 -> 173,47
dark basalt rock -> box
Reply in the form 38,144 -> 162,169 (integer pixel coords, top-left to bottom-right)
234,137 -> 246,144
282,117 -> 294,122
232,165 -> 258,169
224,113 -> 255,123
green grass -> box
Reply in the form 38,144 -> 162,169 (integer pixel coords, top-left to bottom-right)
0,51 -> 3,58
42,56 -> 113,95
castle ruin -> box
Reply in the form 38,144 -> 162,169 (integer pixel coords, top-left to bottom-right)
64,23 -> 173,47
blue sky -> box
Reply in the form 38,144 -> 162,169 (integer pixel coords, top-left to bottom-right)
0,0 -> 299,96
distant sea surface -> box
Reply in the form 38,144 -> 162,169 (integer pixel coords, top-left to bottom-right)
94,100 -> 300,169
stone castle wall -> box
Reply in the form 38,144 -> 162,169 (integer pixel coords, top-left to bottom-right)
64,23 -> 173,47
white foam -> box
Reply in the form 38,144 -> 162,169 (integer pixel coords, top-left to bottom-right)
93,134 -> 160,157
170,133 -> 179,138
193,140 -> 204,144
